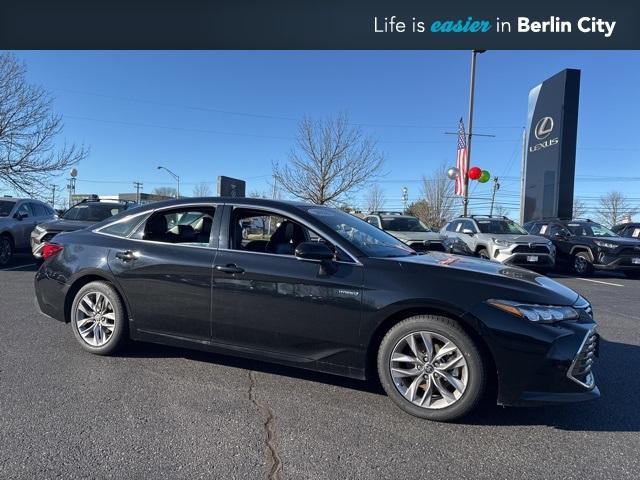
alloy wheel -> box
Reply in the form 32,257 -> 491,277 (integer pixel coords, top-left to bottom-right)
574,256 -> 588,274
389,331 -> 468,409
73,291 -> 116,347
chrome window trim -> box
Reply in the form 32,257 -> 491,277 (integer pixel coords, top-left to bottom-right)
566,326 -> 597,389
227,203 -> 363,265
216,247 -> 363,267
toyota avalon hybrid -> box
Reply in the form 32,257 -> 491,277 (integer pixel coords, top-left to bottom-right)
34,198 -> 599,421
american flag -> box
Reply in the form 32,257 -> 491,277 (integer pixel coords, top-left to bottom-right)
455,118 -> 468,197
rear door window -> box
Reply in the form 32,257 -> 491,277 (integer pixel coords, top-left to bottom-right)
139,207 -> 216,246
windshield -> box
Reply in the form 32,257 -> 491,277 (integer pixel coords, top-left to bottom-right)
304,207 -> 416,257
476,219 -> 528,235
0,200 -> 15,217
381,216 -> 431,232
567,223 -> 617,237
63,203 -> 125,222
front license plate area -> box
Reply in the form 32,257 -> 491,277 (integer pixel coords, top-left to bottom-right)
527,255 -> 539,262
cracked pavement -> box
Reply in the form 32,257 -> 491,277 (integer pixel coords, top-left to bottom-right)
1,258 -> 640,479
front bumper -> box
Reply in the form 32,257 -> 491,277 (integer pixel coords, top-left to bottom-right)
594,249 -> 640,271
467,302 -> 600,407
490,243 -> 555,269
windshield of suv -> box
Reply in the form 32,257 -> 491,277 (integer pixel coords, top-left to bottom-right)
305,207 -> 416,257
381,216 -> 431,232
567,222 -> 617,237
476,219 -> 528,235
0,200 -> 15,217
63,203 -> 125,222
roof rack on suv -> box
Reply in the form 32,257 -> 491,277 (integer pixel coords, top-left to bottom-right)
539,217 -> 593,222
458,214 -> 509,220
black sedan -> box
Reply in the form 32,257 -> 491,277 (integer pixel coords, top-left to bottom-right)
35,198 -> 599,421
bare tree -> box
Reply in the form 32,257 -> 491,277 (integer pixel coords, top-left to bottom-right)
596,191 -> 638,227
365,184 -> 385,213
0,53 -> 87,196
152,186 -> 178,198
273,113 -> 385,205
415,164 -> 456,229
192,182 -> 212,197
494,204 -> 511,218
572,197 -> 588,218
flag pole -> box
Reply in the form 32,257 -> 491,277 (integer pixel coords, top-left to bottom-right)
463,49 -> 485,216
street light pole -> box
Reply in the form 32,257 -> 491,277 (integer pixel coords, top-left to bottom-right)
463,49 -> 485,216
157,166 -> 180,198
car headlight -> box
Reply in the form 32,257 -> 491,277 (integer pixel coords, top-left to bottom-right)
594,240 -> 618,249
487,299 -> 579,323
492,238 -> 512,247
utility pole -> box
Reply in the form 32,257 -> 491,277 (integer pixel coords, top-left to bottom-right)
50,185 -> 56,208
402,186 -> 409,214
489,176 -> 500,216
463,49 -> 486,216
133,181 -> 143,204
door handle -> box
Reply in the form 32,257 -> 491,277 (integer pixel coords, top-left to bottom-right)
115,250 -> 136,262
215,264 -> 244,274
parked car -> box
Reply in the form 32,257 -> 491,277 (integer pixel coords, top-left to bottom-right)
0,196 -> 56,266
31,198 -> 136,259
440,215 -> 555,270
364,212 -> 446,252
524,218 -> 640,278
611,222 -> 640,240
35,198 -> 599,421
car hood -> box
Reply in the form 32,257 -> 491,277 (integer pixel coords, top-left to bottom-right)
387,252 -> 579,306
389,231 -> 443,242
37,219 -> 93,232
484,234 -> 549,244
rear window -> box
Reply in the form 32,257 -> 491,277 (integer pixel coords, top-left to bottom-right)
99,214 -> 145,237
63,203 -> 124,222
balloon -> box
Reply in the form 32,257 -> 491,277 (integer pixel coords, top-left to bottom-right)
446,167 -> 459,180
468,166 -> 482,180
478,170 -> 491,183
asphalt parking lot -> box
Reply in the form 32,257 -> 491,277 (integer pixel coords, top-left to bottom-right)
1,254 -> 639,479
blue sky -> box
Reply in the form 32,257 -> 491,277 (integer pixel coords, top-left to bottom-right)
8,50 -> 640,216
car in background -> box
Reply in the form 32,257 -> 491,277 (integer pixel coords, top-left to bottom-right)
440,215 -> 555,270
524,218 -> 640,278
612,222 -> 640,240
31,198 -> 136,259
364,212 -> 446,252
35,198 -> 599,421
0,196 -> 56,266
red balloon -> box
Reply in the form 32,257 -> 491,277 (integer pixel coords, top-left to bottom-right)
468,166 -> 482,180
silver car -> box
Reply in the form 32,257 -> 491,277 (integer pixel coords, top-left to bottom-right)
440,215 -> 556,269
0,197 -> 56,266
364,213 -> 446,253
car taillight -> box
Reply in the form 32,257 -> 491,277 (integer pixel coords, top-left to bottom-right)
42,243 -> 64,260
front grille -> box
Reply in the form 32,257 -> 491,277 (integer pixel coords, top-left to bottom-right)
512,244 -> 550,254
618,247 -> 640,256
408,241 -> 445,253
567,330 -> 599,388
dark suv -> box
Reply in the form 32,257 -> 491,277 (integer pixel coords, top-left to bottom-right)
524,218 -> 640,278
31,198 -> 136,259
612,222 -> 640,240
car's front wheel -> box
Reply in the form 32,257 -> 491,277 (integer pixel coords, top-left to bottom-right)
377,315 -> 486,421
572,251 -> 594,276
70,281 -> 126,355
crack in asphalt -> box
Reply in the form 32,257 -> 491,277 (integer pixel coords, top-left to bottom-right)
248,371 -> 283,480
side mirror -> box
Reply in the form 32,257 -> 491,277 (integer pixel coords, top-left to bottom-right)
462,228 -> 474,236
295,242 -> 334,262
14,211 -> 27,221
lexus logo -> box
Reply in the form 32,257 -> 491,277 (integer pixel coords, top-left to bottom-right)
534,117 -> 554,140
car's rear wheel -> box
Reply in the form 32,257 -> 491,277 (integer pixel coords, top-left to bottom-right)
377,315 -> 486,421
70,281 -> 126,355
572,251 -> 594,276
0,234 -> 13,267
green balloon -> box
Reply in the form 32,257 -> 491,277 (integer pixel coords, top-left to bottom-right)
478,170 -> 491,183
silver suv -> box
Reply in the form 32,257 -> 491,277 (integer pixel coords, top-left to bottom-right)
0,197 -> 56,266
440,215 -> 556,269
364,212 -> 446,253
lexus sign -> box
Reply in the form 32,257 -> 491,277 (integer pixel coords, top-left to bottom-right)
529,115 -> 559,152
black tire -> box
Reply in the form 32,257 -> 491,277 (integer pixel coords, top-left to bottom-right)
377,315 -> 486,422
572,251 -> 594,276
477,248 -> 490,260
70,281 -> 127,355
0,234 -> 14,267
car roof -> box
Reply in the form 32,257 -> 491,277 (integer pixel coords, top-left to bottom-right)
118,197 -> 315,213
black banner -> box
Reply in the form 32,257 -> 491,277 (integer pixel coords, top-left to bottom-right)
0,0 -> 638,49
520,69 -> 581,223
